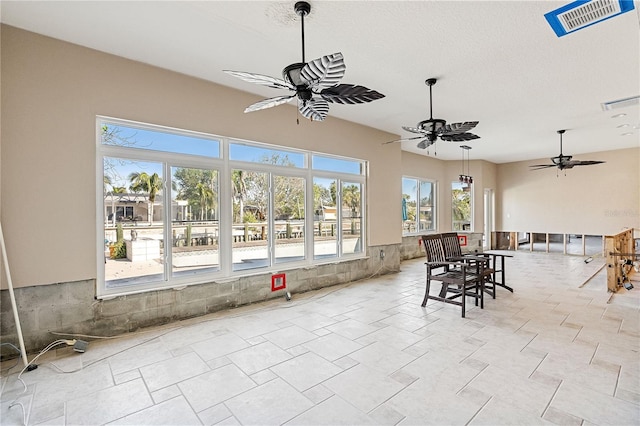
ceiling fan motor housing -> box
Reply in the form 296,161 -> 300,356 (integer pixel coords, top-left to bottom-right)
282,63 -> 312,101
418,118 -> 446,134
552,154 -> 572,165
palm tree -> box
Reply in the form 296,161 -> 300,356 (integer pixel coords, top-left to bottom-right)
129,171 -> 162,224
195,182 -> 214,220
452,187 -> 471,230
104,175 -> 113,195
231,170 -> 246,222
342,184 -> 361,218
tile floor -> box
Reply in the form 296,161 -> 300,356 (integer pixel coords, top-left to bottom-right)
1,251 -> 639,425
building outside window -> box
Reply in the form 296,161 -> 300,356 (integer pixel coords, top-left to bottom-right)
98,117 -> 366,297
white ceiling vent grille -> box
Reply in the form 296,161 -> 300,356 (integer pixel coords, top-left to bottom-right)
601,95 -> 640,111
545,0 -> 635,37
559,0 -> 621,32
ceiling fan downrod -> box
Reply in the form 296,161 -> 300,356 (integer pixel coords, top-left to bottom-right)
558,129 -> 565,156
295,1 -> 311,63
426,78 -> 436,119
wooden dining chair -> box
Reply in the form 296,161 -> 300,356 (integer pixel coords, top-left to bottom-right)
421,234 -> 485,318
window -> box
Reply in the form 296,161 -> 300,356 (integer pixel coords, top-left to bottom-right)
452,181 -> 472,231
274,175 -> 305,264
341,182 -> 363,255
229,142 -> 305,167
231,169 -> 269,271
171,166 -> 219,277
402,177 -> 436,234
98,117 -> 366,297
313,177 -> 337,259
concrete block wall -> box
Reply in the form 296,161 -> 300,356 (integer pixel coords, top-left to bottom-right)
0,244 -> 400,357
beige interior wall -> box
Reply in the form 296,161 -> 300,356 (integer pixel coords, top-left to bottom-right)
496,147 -> 640,235
0,25 -> 401,289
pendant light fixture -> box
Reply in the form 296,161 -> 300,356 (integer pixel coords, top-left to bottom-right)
458,145 -> 473,187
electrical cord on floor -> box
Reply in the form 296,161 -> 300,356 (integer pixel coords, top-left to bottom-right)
8,339 -> 74,426
6,330 -> 178,426
0,343 -> 22,377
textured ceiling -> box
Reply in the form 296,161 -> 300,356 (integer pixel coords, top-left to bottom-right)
2,0 -> 639,163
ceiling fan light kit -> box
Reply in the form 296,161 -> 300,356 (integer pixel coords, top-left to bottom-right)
223,1 -> 384,122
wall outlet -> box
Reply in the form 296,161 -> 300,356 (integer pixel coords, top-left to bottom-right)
379,250 -> 385,260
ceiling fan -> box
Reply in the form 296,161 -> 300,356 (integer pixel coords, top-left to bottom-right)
530,130 -> 606,171
223,1 -> 384,122
385,78 -> 479,151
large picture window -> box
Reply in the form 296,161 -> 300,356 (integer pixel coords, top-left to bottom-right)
98,118 -> 366,297
402,177 -> 436,234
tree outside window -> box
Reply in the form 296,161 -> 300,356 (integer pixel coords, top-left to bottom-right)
452,181 -> 472,231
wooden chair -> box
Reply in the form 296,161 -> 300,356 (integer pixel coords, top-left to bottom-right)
441,232 -> 513,299
421,234 -> 485,318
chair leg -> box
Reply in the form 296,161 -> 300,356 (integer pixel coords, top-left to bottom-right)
491,271 -> 497,299
421,276 -> 431,307
461,284 -> 466,318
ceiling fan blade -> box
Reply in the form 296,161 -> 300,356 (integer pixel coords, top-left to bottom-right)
402,126 -> 427,135
529,164 -> 556,170
439,121 -> 479,135
382,135 -> 424,145
416,139 -> 435,150
439,132 -> 480,142
244,95 -> 296,113
299,98 -> 330,121
300,52 -> 346,89
223,70 -> 294,90
320,84 -> 385,104
569,160 -> 606,166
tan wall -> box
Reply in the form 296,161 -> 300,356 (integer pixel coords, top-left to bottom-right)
0,25 -> 400,289
496,147 -> 640,235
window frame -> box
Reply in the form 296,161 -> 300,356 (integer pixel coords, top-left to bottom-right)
451,181 -> 473,232
402,176 -> 437,235
96,117 -> 367,298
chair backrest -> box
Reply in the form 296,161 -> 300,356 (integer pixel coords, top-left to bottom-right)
421,234 -> 447,264
441,232 -> 463,259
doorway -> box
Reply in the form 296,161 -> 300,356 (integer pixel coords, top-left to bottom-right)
483,189 -> 494,250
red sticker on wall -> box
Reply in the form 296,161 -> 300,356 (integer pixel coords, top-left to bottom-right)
271,273 -> 286,291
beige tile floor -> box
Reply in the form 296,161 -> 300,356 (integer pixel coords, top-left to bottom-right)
1,251 -> 639,425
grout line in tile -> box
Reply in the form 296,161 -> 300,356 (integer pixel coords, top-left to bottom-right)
588,342 -> 599,365
612,361 -> 622,399
540,377 -> 563,419
519,330 -> 540,355
528,352 -> 548,380
463,395 -> 493,426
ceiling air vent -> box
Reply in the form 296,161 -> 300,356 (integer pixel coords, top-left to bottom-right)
545,0 -> 635,37
601,95 -> 640,111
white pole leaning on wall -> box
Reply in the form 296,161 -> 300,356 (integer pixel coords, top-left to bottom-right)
0,222 -> 29,367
